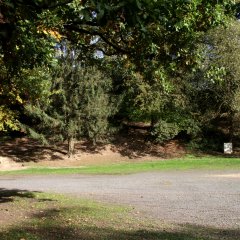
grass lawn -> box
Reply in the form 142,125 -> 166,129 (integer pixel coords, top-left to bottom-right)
1,156 -> 240,239
0,191 -> 239,240
1,155 -> 240,175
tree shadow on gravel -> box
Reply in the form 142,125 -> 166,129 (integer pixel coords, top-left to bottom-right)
1,206 -> 239,240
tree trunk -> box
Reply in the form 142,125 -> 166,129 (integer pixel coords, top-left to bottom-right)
150,114 -> 158,129
229,111 -> 234,143
92,136 -> 97,146
67,136 -> 75,158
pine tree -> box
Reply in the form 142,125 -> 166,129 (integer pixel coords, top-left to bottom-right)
24,54 -> 113,157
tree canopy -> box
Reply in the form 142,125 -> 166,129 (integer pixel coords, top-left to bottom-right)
0,0 -> 239,153
0,0 -> 235,68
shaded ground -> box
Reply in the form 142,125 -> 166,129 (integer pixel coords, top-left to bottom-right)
0,132 -> 186,170
0,189 -> 53,226
1,190 -> 239,240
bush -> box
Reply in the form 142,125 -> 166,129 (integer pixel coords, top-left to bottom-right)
151,120 -> 180,143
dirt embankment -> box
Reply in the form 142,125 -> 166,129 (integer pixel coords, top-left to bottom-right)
0,134 -> 186,170
0,156 -> 26,170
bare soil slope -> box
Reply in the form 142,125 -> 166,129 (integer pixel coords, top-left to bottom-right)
0,133 -> 186,170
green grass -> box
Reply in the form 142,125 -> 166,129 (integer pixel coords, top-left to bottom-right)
0,191 -> 239,240
1,155 -> 240,175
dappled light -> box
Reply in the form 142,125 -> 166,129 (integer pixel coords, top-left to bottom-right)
1,205 -> 240,240
1,1 -> 240,239
0,134 -> 186,170
0,138 -> 66,163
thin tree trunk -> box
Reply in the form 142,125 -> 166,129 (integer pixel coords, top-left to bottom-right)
150,114 -> 158,129
92,136 -> 97,146
68,136 -> 75,158
229,111 -> 234,143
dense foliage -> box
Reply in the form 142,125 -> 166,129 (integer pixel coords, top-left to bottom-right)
188,19 -> 240,150
0,0 -> 239,154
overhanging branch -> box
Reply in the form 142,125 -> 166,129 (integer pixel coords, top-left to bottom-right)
64,24 -> 131,54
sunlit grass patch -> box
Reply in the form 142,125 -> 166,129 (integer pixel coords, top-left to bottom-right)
1,155 -> 240,175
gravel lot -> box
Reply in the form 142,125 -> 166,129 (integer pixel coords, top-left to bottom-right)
0,170 -> 240,229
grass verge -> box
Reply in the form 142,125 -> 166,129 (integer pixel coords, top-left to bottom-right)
0,191 -> 239,240
1,155 -> 240,175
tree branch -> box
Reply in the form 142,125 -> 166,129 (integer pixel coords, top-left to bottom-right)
43,0 -> 74,10
64,24 -> 131,54
15,0 -> 74,10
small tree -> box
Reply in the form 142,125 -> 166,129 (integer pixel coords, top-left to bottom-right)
25,55 -> 113,157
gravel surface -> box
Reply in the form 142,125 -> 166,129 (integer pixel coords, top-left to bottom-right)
0,170 -> 240,229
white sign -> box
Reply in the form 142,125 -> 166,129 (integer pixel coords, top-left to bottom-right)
224,143 -> 233,154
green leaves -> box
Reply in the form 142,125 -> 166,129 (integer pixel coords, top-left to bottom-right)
0,106 -> 19,131
0,0 -> 237,146
205,66 -> 226,84
23,51 -> 115,150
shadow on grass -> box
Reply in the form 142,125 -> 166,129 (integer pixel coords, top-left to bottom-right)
1,206 -> 240,240
1,222 -> 240,240
0,188 -> 53,203
0,188 -> 36,203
